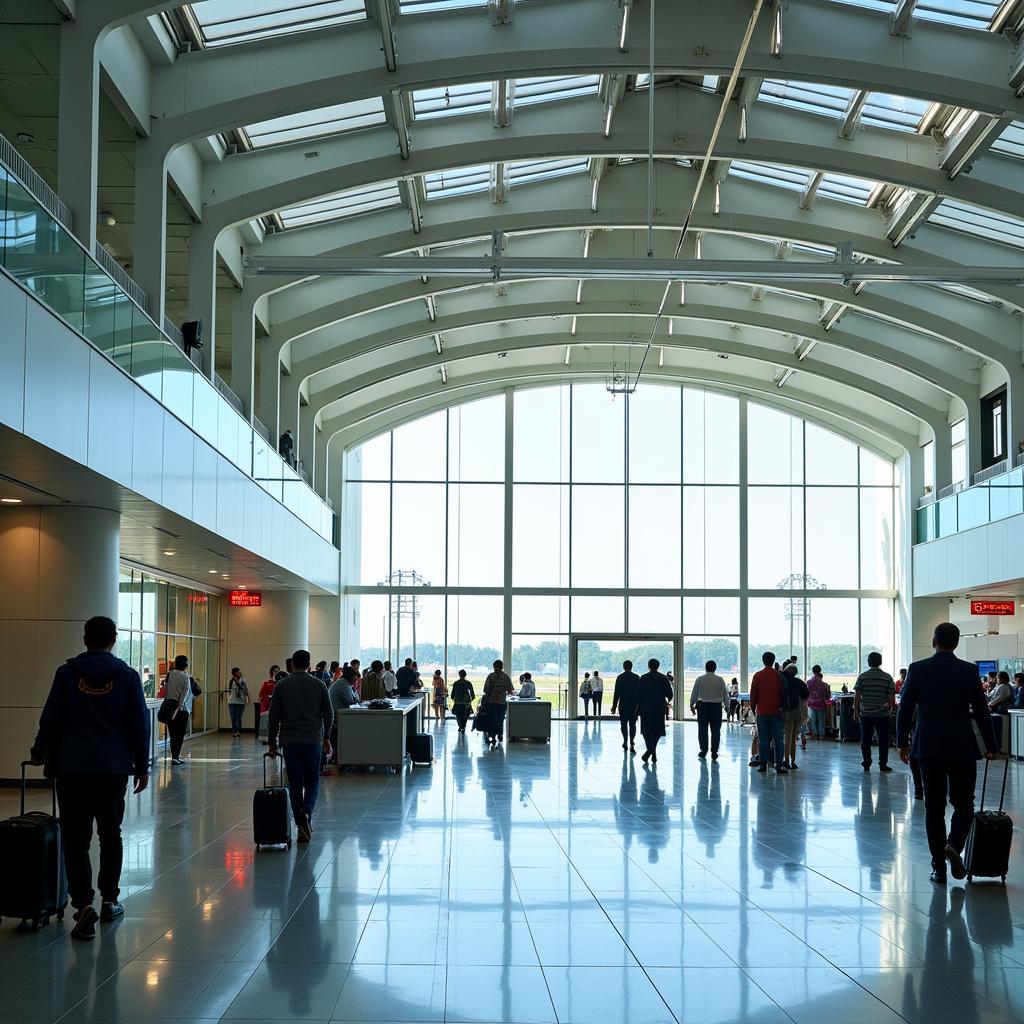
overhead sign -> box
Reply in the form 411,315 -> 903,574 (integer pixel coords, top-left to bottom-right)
229,590 -> 262,607
970,599 -> 1015,616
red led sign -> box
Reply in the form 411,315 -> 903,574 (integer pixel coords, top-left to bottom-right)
970,599 -> 1015,616
229,590 -> 262,607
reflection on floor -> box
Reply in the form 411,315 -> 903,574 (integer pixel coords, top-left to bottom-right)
0,720 -> 1021,1023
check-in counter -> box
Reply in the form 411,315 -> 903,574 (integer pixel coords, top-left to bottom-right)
145,698 -> 162,766
336,699 -> 420,769
507,699 -> 552,741
1010,709 -> 1024,759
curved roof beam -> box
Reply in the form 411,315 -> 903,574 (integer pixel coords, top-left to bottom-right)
247,168 -> 1024,311
147,0 -> 1022,149
200,91 -> 1024,233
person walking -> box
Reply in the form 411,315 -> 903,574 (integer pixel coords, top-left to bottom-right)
483,660 -> 514,745
266,649 -> 334,843
854,652 -> 896,773
451,670 -> 476,733
806,665 -> 830,740
278,428 -> 295,467
896,622 -> 998,884
382,660 -> 398,695
689,660 -> 730,761
164,655 -> 193,766
591,671 -> 605,718
29,616 -> 150,940
226,666 -> 250,737
611,660 -> 641,752
727,678 -> 740,723
781,664 -> 808,769
637,659 -> 673,764
256,666 -> 278,739
750,651 -> 788,774
431,670 -> 448,721
579,672 -> 593,720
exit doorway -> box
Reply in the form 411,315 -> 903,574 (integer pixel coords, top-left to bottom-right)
568,634 -> 683,720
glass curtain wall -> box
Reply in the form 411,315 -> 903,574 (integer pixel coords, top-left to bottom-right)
116,567 -> 222,733
343,384 -> 898,709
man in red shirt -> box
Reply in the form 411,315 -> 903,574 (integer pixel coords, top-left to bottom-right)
750,651 -> 789,774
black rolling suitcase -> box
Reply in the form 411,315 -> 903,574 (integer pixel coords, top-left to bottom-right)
409,733 -> 433,765
964,757 -> 1012,884
0,761 -> 69,931
254,753 -> 291,851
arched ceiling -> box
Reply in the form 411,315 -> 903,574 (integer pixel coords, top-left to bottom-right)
110,0 -> 1024,493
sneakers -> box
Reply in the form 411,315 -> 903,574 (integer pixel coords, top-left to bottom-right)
698,751 -> 707,760
757,765 -> 767,773
171,757 -> 186,766
775,766 -> 789,774
879,765 -> 893,773
296,813 -> 313,843
930,868 -> 948,885
100,901 -> 125,922
945,844 -> 967,880
71,905 -> 99,941
789,762 -> 799,770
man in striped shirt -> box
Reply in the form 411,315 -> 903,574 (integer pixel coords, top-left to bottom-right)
854,652 -> 896,772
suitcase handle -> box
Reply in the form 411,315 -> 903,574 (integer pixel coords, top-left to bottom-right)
263,751 -> 285,788
979,755 -> 1010,814
20,761 -> 57,818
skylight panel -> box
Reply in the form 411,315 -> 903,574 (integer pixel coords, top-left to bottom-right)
244,98 -> 385,148
818,172 -> 876,205
186,0 -> 365,46
277,181 -> 401,227
400,0 -> 485,11
509,158 -> 589,185
862,92 -> 929,132
822,0 -> 999,29
760,80 -> 852,118
413,82 -> 490,120
729,161 -> 810,193
929,198 -> 1024,250
992,121 -> 1024,159
515,76 -> 601,107
425,165 -> 490,199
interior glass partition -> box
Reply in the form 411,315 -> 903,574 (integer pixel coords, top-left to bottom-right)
342,383 -> 900,715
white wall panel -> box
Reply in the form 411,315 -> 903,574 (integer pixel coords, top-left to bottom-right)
915,514 -> 1024,596
87,350 -> 134,488
131,387 -> 165,504
162,416 -> 195,520
192,435 -> 219,531
216,454 -> 245,545
24,301 -> 89,466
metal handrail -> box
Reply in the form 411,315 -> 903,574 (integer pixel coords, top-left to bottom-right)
214,373 -> 244,414
973,459 -> 1008,485
93,244 -> 152,317
0,134 -> 72,231
936,480 -> 966,500
253,416 -> 271,443
162,314 -> 185,350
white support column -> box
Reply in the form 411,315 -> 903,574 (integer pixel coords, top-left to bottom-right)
908,597 -> 950,665
0,506 -> 120,780
132,139 -> 170,328
282,374 -> 302,445
223,590 -> 309,693
298,402 -> 316,481
502,387 -> 514,668
933,424 -> 952,493
187,218 -> 220,378
310,589 -> 343,666
966,406 -> 983,484
258,333 -> 287,441
1006,368 -> 1024,465
57,14 -> 104,250
738,396 -> 749,688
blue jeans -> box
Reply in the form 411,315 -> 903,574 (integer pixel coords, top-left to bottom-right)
229,703 -> 245,732
282,743 -> 322,824
756,714 -> 785,768
488,703 -> 507,740
808,707 -> 826,738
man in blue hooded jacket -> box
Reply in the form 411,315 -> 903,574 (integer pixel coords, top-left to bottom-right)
30,616 -> 150,940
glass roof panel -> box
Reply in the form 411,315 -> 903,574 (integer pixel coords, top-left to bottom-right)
425,165 -> 490,199
509,158 -> 589,185
729,161 -> 810,192
186,0 -> 365,46
400,0 -> 486,11
245,97 -> 385,148
862,92 -> 930,132
822,0 -> 1000,29
413,82 -> 490,119
929,198 -> 1024,249
277,181 -> 401,227
818,172 -> 877,204
760,80 -> 852,118
992,121 -> 1024,159
515,76 -> 601,106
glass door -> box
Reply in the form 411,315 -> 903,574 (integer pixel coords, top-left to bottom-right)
568,634 -> 682,720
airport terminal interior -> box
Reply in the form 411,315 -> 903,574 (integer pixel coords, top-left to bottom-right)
1,0 -> 1024,1020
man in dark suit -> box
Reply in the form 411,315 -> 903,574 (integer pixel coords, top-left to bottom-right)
896,621 -> 998,885
611,660 -> 641,754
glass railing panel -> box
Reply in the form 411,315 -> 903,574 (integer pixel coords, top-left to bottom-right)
989,467 -> 1023,522
192,373 -> 220,450
82,255 -> 121,358
957,484 -> 990,531
131,306 -> 165,400
110,288 -> 135,373
237,418 -> 254,478
2,172 -> 86,334
161,343 -> 196,430
217,395 -> 240,469
937,494 -> 959,538
916,503 -> 936,543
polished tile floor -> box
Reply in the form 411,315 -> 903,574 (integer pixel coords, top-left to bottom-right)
1,720 -> 1022,1023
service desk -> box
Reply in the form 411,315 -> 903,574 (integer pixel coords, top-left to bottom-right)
507,698 -> 552,741
145,698 -> 161,766
336,699 -> 419,769
1010,709 -> 1024,760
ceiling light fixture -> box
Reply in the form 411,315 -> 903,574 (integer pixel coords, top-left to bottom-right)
208,569 -> 218,574
0,497 -> 22,504
163,550 -> 176,556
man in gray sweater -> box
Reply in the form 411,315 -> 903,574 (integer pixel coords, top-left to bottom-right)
267,649 -> 334,842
